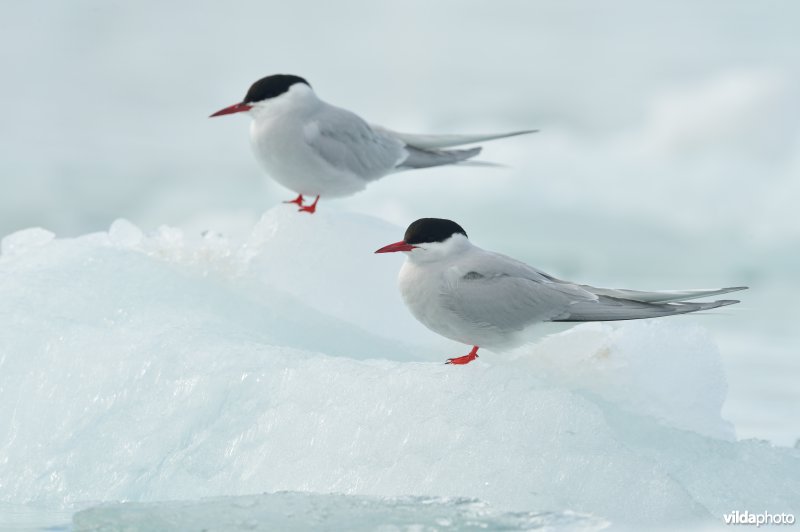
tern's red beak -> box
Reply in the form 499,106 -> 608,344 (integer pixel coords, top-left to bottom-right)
374,241 -> 416,253
209,102 -> 252,117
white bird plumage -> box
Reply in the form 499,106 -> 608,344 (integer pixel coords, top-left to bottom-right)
211,74 -> 535,212
376,218 -> 746,365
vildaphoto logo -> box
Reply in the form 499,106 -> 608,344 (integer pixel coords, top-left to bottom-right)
723,511 -> 795,527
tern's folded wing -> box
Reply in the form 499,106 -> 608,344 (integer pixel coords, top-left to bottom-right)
378,128 -> 538,149
441,270 -> 596,332
578,285 -> 747,303
552,296 -> 740,322
304,107 -> 406,181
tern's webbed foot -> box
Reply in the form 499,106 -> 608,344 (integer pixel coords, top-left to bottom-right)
445,346 -> 480,365
283,194 -> 305,206
298,195 -> 320,214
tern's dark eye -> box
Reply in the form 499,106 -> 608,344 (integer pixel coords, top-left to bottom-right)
243,74 -> 311,104
404,218 -> 468,245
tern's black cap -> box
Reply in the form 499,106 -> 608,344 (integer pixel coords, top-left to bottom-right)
243,74 -> 310,103
404,218 -> 468,244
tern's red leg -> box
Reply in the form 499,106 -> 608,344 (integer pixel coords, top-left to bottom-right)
446,346 -> 479,365
298,195 -> 320,214
283,194 -> 305,206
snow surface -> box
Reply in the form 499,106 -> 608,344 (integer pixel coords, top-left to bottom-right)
0,206 -> 798,530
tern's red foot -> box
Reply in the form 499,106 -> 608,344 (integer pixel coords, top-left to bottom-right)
445,346 -> 480,365
298,195 -> 320,214
283,194 -> 305,206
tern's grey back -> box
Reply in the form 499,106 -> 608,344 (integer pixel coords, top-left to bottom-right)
304,104 -> 406,182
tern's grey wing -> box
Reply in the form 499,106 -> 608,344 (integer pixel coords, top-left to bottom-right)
441,254 -> 597,332
372,125 -> 514,169
578,285 -> 748,303
374,127 -> 538,149
553,296 -> 740,322
303,106 -> 406,181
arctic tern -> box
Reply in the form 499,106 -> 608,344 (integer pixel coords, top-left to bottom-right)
376,218 -> 746,365
210,74 -> 535,213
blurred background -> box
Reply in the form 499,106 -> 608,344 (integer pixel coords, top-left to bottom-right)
1,0 -> 797,445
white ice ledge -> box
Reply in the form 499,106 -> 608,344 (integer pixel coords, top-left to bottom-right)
0,206 -> 797,529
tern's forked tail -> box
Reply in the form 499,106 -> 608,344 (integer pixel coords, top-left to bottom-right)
552,296 -> 741,322
391,128 -> 537,170
388,129 -> 538,149
398,146 -> 482,169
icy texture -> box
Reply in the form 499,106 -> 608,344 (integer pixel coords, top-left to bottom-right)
0,208 -> 798,529
0,227 -> 55,257
72,492 -> 607,531
513,322 -> 734,440
3,1 -> 800,449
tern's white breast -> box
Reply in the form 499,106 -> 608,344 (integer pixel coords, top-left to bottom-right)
398,258 -> 501,348
249,113 -> 367,198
